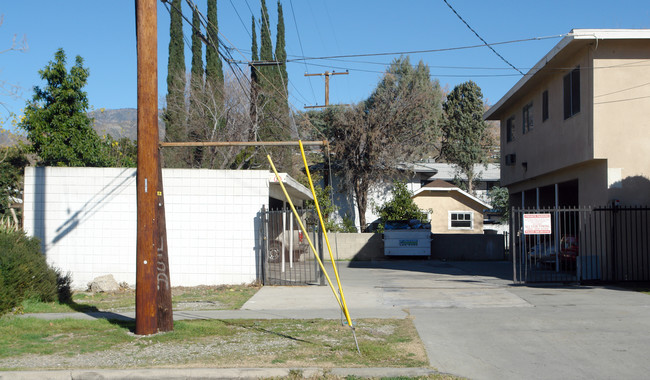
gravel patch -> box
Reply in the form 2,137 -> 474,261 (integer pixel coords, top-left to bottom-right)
0,333 -> 297,370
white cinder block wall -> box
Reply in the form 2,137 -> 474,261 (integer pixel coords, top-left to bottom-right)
23,167 -> 269,289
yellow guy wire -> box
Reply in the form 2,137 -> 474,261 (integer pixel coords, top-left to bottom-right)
298,141 -> 353,327
266,155 -> 343,312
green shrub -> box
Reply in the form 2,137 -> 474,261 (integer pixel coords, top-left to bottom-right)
375,181 -> 428,232
338,214 -> 358,233
0,228 -> 64,314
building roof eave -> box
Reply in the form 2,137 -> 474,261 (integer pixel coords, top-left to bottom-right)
269,172 -> 314,202
484,29 -> 650,121
413,186 -> 492,209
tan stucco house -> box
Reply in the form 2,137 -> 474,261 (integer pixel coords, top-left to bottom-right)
484,29 -> 650,207
412,179 -> 491,234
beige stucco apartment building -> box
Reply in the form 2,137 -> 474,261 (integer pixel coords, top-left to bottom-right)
485,29 -> 650,207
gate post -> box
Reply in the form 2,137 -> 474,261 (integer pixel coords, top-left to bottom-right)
261,205 -> 268,285
510,207 -> 517,284
318,219 -> 325,286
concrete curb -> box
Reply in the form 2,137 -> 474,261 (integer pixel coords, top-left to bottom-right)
0,367 -> 440,380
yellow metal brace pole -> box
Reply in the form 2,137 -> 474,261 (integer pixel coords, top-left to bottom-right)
298,141 -> 353,326
266,155 -> 343,312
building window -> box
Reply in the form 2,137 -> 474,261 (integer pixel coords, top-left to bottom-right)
542,90 -> 549,121
449,211 -> 473,229
522,102 -> 533,134
563,67 -> 580,119
506,116 -> 515,142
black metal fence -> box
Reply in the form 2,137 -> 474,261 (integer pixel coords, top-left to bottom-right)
260,207 -> 323,286
511,206 -> 650,284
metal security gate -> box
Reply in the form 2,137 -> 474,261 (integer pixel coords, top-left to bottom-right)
512,206 -> 650,284
260,207 -> 324,285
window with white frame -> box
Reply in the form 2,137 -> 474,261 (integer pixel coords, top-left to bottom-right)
449,211 -> 473,229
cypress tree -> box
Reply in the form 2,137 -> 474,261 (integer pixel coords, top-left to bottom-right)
251,15 -> 259,63
258,0 -> 274,98
258,0 -> 277,142
205,0 -> 224,100
274,0 -> 288,102
164,0 -> 186,144
258,0 -> 290,170
259,0 -> 273,63
249,15 -> 259,141
189,5 -> 204,167
190,5 -> 203,90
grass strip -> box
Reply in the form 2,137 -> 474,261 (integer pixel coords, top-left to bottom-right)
17,284 -> 260,314
0,317 -> 428,370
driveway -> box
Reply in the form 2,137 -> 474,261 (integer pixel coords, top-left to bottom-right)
244,259 -> 650,380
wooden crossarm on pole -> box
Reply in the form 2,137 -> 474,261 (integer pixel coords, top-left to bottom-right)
160,140 -> 328,148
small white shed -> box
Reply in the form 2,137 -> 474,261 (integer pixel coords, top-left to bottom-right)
22,167 -> 311,289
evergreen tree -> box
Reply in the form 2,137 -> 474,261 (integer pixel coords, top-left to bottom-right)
249,15 -> 259,141
441,80 -> 490,194
327,57 -> 443,229
251,15 -> 259,63
259,0 -> 273,66
190,4 -> 203,92
274,0 -> 288,103
205,0 -> 224,100
188,4 -> 204,167
19,49 -> 112,167
256,0 -> 292,170
257,0 -> 275,139
258,0 -> 276,115
163,0 -> 186,144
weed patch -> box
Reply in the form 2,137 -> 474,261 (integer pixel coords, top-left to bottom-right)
0,317 -> 427,370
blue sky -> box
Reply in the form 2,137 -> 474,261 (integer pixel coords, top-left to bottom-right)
1,0 -> 649,133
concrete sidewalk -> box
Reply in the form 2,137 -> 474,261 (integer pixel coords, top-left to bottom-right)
15,260 -> 650,380
0,367 -> 441,380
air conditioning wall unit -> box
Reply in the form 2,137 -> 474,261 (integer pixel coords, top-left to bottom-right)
505,153 -> 516,166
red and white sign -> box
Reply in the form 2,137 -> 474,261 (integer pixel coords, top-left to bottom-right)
523,213 -> 552,235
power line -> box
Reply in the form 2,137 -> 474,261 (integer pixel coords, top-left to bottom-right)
165,0 -> 325,140
162,0 -> 252,104
227,0 -> 252,39
285,34 -> 565,63
289,0 -> 318,103
232,0 -> 314,106
441,0 -> 524,75
292,60 -> 523,78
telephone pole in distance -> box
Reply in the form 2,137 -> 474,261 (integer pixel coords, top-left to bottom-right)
304,70 -> 349,109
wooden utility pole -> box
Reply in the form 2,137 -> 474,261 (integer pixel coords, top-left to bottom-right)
135,0 -> 172,335
304,71 -> 349,109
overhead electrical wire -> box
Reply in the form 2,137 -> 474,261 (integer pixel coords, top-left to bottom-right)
162,0 -> 252,108
227,0 -> 315,106
162,4 -> 627,111
231,0 -> 326,140
168,0 -> 326,140
289,0 -> 318,103
227,0 -> 252,40
256,0 -> 303,134
441,0 -> 524,75
284,34 -> 566,63
188,0 -> 251,89
290,60 -> 523,78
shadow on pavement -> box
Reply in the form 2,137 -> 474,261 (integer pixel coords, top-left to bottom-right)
347,258 -> 514,282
